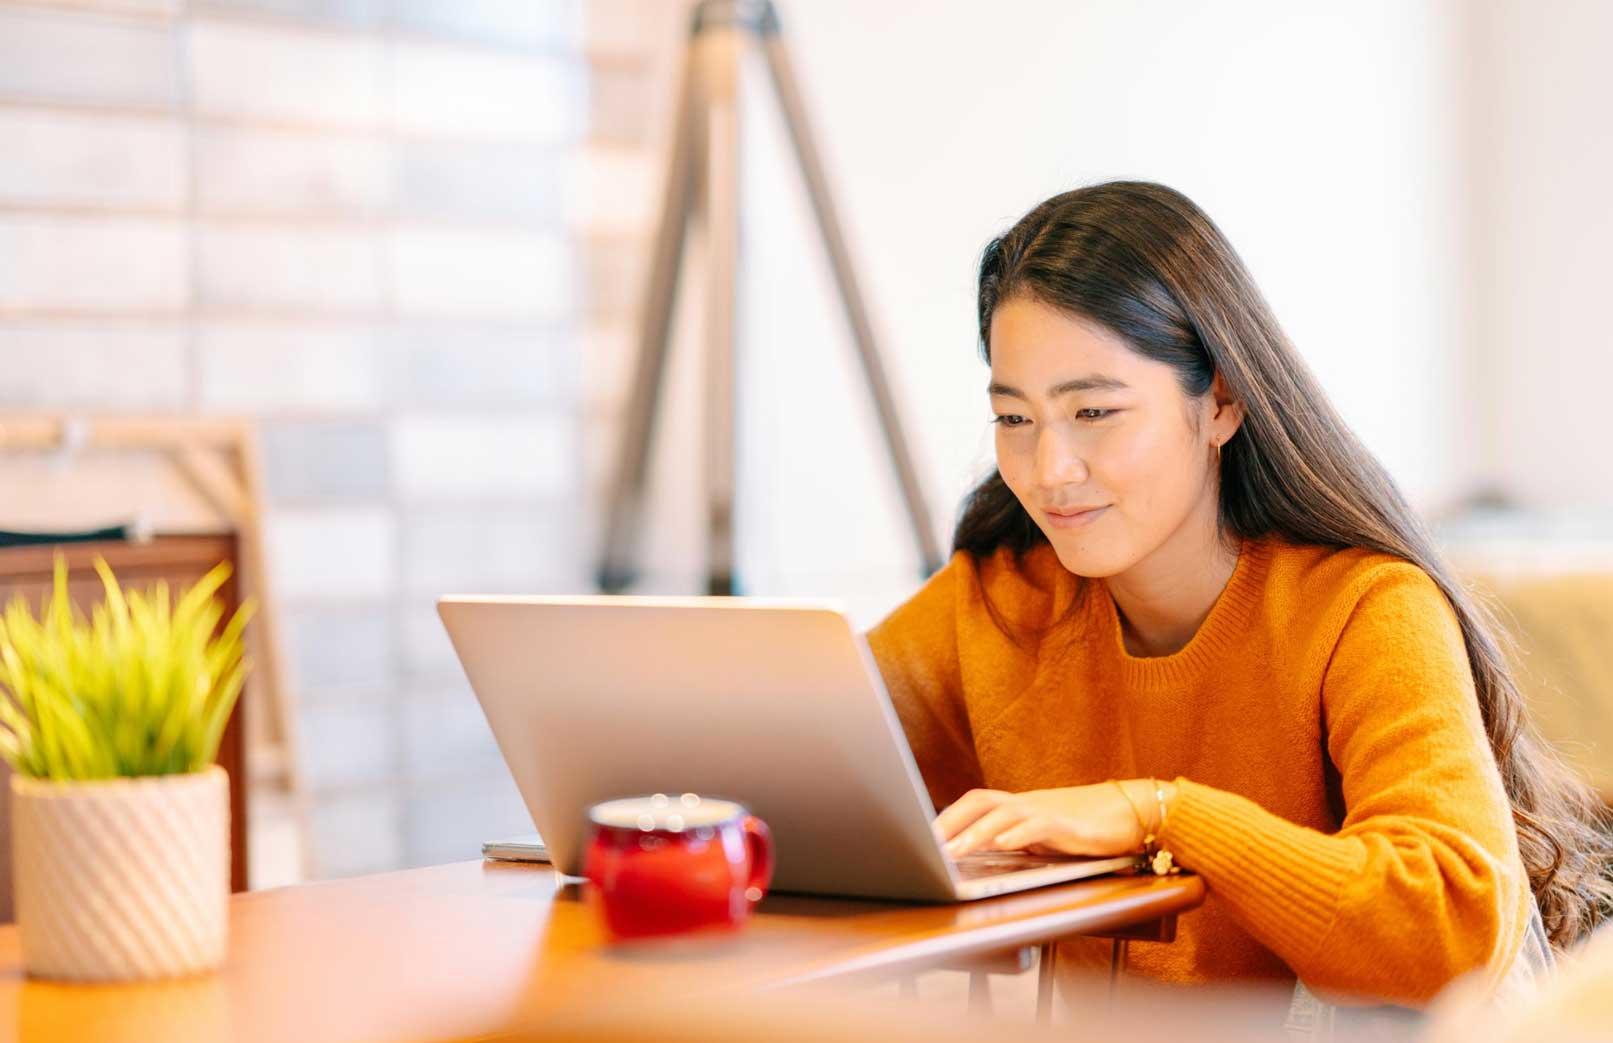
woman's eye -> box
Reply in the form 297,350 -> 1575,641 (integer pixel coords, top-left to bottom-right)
1075,408 -> 1113,420
991,414 -> 1029,428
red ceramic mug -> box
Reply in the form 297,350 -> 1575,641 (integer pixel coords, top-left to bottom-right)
583,793 -> 774,940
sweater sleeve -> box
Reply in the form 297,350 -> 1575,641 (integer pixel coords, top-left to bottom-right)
864,552 -> 984,813
1157,563 -> 1529,1007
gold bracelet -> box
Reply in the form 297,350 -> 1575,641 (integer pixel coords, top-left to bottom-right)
1110,779 -> 1152,856
1148,778 -> 1178,876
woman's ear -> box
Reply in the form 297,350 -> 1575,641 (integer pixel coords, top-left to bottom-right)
1209,371 -> 1245,446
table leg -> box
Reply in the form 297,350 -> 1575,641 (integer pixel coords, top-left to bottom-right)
968,971 -> 991,1015
1035,942 -> 1057,1024
1107,939 -> 1129,1008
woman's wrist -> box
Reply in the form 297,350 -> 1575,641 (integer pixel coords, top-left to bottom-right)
1111,779 -> 1150,850
1113,779 -> 1155,848
1117,777 -> 1182,850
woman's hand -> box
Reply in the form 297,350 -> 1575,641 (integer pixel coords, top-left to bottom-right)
934,780 -> 1171,858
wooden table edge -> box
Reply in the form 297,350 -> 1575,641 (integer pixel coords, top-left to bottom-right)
764,873 -> 1206,990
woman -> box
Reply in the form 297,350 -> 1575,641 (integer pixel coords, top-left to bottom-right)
866,181 -> 1611,1010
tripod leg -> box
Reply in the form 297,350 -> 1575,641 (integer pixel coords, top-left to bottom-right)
696,25 -> 743,595
759,31 -> 946,577
597,41 -> 704,593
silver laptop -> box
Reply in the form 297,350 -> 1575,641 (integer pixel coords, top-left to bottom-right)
437,595 -> 1138,901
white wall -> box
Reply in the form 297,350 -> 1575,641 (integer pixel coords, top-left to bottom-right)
1467,0 -> 1613,511
623,1 -> 1477,623
0,0 -> 592,882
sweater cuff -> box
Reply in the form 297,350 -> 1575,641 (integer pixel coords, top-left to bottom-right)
1160,778 -> 1364,962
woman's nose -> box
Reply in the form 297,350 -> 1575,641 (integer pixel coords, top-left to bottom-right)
1034,426 -> 1087,489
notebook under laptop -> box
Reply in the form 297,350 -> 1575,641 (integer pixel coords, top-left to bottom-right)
438,595 -> 1137,901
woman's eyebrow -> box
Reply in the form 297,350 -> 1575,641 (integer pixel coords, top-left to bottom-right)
987,375 -> 1132,399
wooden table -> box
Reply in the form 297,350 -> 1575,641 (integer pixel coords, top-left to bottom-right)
0,860 -> 1204,1043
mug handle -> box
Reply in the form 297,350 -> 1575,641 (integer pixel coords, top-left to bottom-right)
741,815 -> 775,902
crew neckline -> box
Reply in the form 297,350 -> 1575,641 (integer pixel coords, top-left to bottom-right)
1087,536 -> 1274,691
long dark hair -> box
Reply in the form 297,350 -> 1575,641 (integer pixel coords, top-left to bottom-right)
957,180 -> 1612,949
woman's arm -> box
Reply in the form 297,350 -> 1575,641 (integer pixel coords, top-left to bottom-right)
865,552 -> 985,813
1158,563 -> 1530,1006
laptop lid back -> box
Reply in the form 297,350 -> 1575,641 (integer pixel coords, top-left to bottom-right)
437,595 -> 958,901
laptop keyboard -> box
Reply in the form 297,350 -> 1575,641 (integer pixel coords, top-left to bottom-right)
951,852 -> 1059,880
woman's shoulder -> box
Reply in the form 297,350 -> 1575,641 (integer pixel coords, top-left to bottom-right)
1260,532 -> 1436,586
871,542 -> 1074,635
955,542 -> 1079,626
1255,533 -> 1455,635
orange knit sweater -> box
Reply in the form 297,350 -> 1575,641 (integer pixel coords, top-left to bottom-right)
865,535 -> 1532,1007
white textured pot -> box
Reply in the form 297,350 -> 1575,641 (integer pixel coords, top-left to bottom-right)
10,765 -> 229,981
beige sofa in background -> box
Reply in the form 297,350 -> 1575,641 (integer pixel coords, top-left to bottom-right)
1453,539 -> 1613,804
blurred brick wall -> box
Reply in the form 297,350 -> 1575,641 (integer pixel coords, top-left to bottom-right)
0,0 -> 679,878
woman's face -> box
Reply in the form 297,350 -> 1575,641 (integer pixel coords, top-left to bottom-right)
987,295 -> 1229,579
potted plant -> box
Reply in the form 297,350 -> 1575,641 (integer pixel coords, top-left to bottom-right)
0,556 -> 252,981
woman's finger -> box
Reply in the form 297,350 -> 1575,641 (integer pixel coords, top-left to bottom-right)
933,788 -> 1009,842
944,802 -> 1029,856
991,817 -> 1072,854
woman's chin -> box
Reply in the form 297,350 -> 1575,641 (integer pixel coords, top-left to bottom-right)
1047,536 -> 1133,579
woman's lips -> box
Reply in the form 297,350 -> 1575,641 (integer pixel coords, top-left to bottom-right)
1043,505 -> 1109,529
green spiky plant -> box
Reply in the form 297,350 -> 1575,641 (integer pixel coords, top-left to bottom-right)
0,556 -> 255,781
